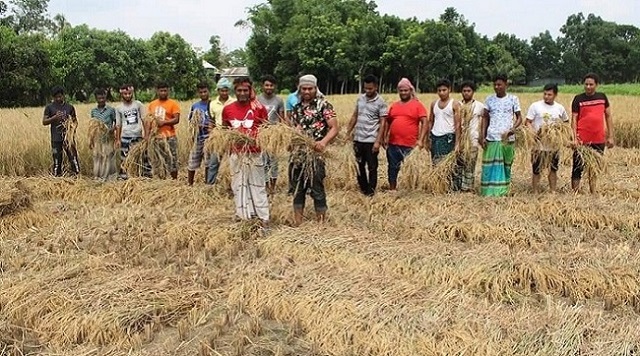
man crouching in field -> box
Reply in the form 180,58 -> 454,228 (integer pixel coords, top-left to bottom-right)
290,74 -> 339,225
43,86 -> 80,176
90,88 -> 117,181
115,84 -> 148,179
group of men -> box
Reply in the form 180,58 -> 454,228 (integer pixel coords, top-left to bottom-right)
42,71 -> 613,229
344,72 -> 614,198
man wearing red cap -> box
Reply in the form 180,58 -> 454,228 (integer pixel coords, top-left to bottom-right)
383,78 -> 429,191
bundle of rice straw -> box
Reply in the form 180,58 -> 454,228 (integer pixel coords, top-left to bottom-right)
506,125 -> 538,151
63,118 -> 78,149
188,110 -> 201,149
203,127 -> 256,156
427,152 -> 458,194
122,115 -> 173,179
87,118 -> 111,146
575,145 -> 608,178
256,123 -> 317,155
400,149 -> 431,190
538,122 -> 572,152
0,180 -> 31,217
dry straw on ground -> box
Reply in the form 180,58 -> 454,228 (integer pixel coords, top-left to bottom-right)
0,180 -> 31,217
1,93 -> 640,355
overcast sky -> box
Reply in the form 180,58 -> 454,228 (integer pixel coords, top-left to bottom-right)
49,0 -> 639,51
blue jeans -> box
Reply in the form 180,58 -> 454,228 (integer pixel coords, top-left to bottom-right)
386,144 -> 413,185
206,154 -> 220,184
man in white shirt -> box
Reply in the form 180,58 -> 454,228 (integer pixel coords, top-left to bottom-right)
457,81 -> 485,192
525,83 -> 569,193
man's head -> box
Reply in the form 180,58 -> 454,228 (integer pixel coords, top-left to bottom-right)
460,81 -> 476,102
156,81 -> 169,100
397,78 -> 415,102
298,74 -> 318,102
94,88 -> 107,106
543,83 -> 558,104
51,86 -> 65,104
583,73 -> 599,96
262,75 -> 277,96
493,74 -> 508,96
197,82 -> 210,101
436,79 -> 451,100
363,74 -> 379,98
216,78 -> 232,100
119,84 -> 134,103
233,77 -> 253,103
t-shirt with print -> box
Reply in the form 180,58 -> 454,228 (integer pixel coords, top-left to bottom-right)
286,91 -> 299,112
571,92 -> 609,144
90,105 -> 117,142
461,100 -> 485,148
291,97 -> 336,142
44,102 -> 76,142
354,94 -> 389,143
116,100 -> 145,138
189,100 -> 213,141
485,94 -> 521,142
148,99 -> 181,138
387,99 -> 428,148
211,96 -> 236,127
222,101 -> 268,153
257,94 -> 285,124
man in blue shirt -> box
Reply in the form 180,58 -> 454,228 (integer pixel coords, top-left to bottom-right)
187,82 -> 219,186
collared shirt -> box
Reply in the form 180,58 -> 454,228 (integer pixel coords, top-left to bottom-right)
211,96 -> 237,126
292,97 -> 336,141
354,93 -> 388,143
485,94 -> 521,142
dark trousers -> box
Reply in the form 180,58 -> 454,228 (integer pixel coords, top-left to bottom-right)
386,144 -> 413,185
292,157 -> 327,213
353,142 -> 379,196
52,141 -> 80,176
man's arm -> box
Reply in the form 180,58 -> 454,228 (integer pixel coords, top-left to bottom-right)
571,113 -> 579,146
427,101 -> 436,133
479,109 -> 489,148
346,107 -> 358,139
605,107 -> 614,147
159,112 -> 180,126
453,101 -> 462,150
42,106 -> 58,126
417,115 -> 428,149
374,115 -> 387,152
318,117 -> 339,151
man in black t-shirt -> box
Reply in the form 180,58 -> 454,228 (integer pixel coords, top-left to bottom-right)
42,86 -> 80,176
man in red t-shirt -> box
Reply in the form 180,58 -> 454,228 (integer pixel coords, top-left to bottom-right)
571,73 -> 614,194
383,78 -> 428,190
222,77 -> 270,233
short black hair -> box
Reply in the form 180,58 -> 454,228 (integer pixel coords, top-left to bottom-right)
51,86 -> 64,96
262,75 -> 277,85
583,73 -> 600,84
436,78 -> 451,88
543,83 -> 558,94
94,88 -> 107,97
493,74 -> 508,83
197,81 -> 209,90
363,74 -> 379,85
460,80 -> 476,92
155,81 -> 169,89
120,83 -> 134,91
233,77 -> 252,87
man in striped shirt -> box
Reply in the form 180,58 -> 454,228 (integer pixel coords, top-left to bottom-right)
90,88 -> 117,181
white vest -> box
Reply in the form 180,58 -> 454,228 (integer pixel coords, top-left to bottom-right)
432,99 -> 455,136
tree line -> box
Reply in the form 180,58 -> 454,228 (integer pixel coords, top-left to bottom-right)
1,0 -> 640,107
242,0 -> 640,94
